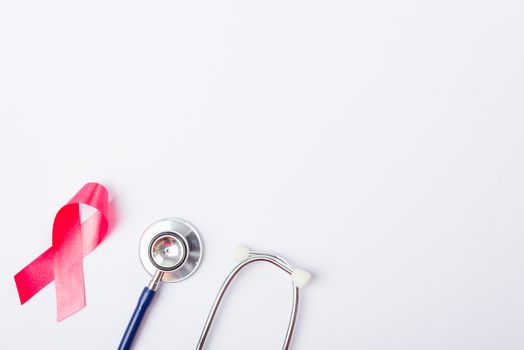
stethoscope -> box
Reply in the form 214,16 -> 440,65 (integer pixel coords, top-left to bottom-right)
118,218 -> 311,350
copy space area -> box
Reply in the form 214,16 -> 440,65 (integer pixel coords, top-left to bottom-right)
0,1 -> 523,349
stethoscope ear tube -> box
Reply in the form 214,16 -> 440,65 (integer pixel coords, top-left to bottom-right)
196,246 -> 311,350
117,287 -> 157,350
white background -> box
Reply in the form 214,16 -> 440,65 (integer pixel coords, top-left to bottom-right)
0,1 -> 523,349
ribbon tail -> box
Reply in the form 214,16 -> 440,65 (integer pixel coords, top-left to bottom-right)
54,254 -> 86,322
14,247 -> 55,305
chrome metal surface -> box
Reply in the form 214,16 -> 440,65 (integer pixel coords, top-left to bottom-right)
147,270 -> 164,291
139,218 -> 203,283
196,254 -> 300,350
149,233 -> 187,270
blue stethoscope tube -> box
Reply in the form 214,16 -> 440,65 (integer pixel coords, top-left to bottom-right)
118,287 -> 156,350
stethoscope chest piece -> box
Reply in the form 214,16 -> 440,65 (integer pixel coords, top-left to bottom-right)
139,218 -> 203,283
119,218 -> 203,350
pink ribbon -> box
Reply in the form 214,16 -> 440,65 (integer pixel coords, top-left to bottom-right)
14,183 -> 112,321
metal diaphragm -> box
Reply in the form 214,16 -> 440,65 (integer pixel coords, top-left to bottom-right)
139,218 -> 203,283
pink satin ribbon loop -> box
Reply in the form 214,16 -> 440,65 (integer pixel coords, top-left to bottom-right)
14,182 -> 111,321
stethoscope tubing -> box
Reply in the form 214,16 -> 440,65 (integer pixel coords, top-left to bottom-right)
195,254 -> 300,350
118,287 -> 156,350
118,270 -> 164,350
118,253 -> 302,350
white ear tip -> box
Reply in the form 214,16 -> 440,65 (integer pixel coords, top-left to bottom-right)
291,269 -> 312,288
232,245 -> 251,261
